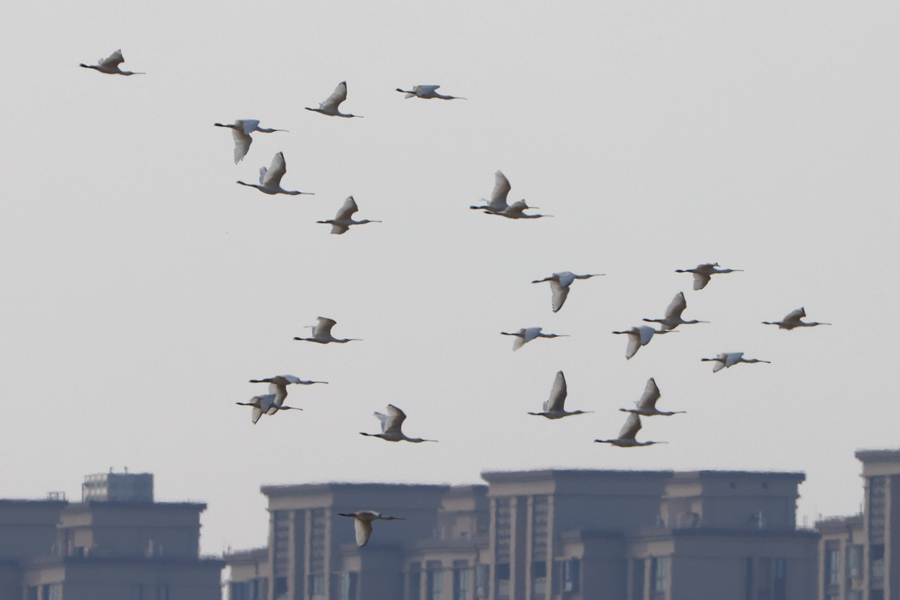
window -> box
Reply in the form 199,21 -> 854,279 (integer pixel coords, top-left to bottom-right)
631,559 -> 645,600
475,564 -> 489,599
562,558 -> 580,593
453,561 -> 469,600
43,585 -> 61,600
157,585 -> 169,600
274,576 -> 288,599
827,548 -> 841,585
872,544 -> 886,580
427,561 -> 443,600
409,563 -> 422,600
531,561 -> 547,598
231,582 -> 247,600
847,591 -> 862,600
849,545 -> 862,578
651,556 -> 668,594
339,572 -> 358,600
744,558 -> 753,600
308,574 -> 326,600
773,558 -> 787,600
495,564 -> 510,600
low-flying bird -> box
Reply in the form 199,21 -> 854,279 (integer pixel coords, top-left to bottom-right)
317,196 -> 381,234
643,292 -> 708,330
214,120 -> 287,164
237,152 -> 313,196
701,352 -> 770,373
762,307 -> 831,330
294,317 -> 360,344
305,81 -> 362,118
235,393 -> 301,425
338,511 -> 405,547
487,200 -> 551,219
612,326 -> 676,360
620,378 -> 685,417
594,413 -> 665,447
501,327 -> 568,351
471,171 -> 511,213
79,49 -> 144,75
249,374 -> 326,414
532,272 -> 605,313
360,404 -> 436,443
528,371 -> 592,419
675,263 -> 743,290
396,85 -> 466,100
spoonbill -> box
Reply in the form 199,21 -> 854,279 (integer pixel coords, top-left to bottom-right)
249,374 -> 326,414
528,371 -> 593,419
612,326 -> 676,360
294,317 -> 360,344
595,413 -> 665,447
396,85 -> 466,100
643,292 -> 708,330
235,393 -> 301,424
305,81 -> 362,118
501,327 -> 568,351
701,352 -> 770,373
237,152 -> 313,196
360,404 -> 437,443
470,171 -> 511,213
487,200 -> 551,219
620,378 -> 685,417
214,120 -> 287,164
762,307 -> 831,330
532,272 -> 605,313
338,511 -> 405,547
317,196 -> 381,234
79,50 -> 144,75
676,263 -> 742,290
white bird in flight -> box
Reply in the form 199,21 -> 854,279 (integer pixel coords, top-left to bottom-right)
396,85 -> 466,100
470,171 -> 512,213
612,326 -> 676,360
294,317 -> 361,344
528,371 -> 593,419
338,510 -> 405,547
317,196 -> 381,234
237,152 -> 313,196
214,120 -> 287,164
619,378 -> 685,417
643,292 -> 708,330
501,327 -> 568,351
675,263 -> 743,290
486,200 -> 551,219
360,404 -> 437,443
762,307 -> 831,330
79,49 -> 144,75
249,374 -> 327,415
595,413 -> 665,447
305,81 -> 362,118
532,272 -> 605,313
701,352 -> 770,373
235,392 -> 302,425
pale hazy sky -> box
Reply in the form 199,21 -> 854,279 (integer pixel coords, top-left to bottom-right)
1,1 -> 898,554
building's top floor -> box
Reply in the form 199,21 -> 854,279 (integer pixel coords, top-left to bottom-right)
0,499 -> 69,559
481,469 -> 674,498
82,471 -> 153,503
855,449 -> 900,477
261,482 -> 451,512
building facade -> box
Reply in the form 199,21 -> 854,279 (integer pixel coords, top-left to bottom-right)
226,469 -> 819,600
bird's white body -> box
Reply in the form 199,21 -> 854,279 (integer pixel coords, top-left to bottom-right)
471,171 -> 511,213
701,352 -> 770,373
249,374 -> 326,415
532,271 -> 604,313
675,262 -> 743,290
528,371 -> 592,419
612,326 -> 674,360
306,82 -> 362,118
338,511 -> 404,547
763,307 -> 831,330
214,120 -> 287,164
487,200 -> 550,219
237,152 -> 312,196
317,196 -> 381,234
643,292 -> 708,330
620,378 -> 685,417
294,317 -> 360,344
595,413 -> 664,447
396,85 -> 465,100
79,50 -> 144,75
360,404 -> 436,443
500,327 -> 568,351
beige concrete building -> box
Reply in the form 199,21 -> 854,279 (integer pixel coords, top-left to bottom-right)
227,469 -> 819,600
0,472 -> 224,600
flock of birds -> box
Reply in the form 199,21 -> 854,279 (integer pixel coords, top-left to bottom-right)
80,48 -> 832,546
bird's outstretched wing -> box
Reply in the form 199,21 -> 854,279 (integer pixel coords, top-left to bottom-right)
488,171 -> 511,210
637,378 -> 660,411
354,518 -> 373,547
545,371 -> 567,412
262,152 -> 287,187
692,273 -> 711,290
618,413 -> 642,440
322,81 -> 349,110
417,85 -> 440,95
782,307 -> 806,324
335,196 -> 359,220
315,317 -> 337,337
100,50 -> 125,69
232,128 -> 252,164
550,281 -> 569,313
382,404 -> 407,435
624,333 -> 641,360
665,292 -> 687,320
